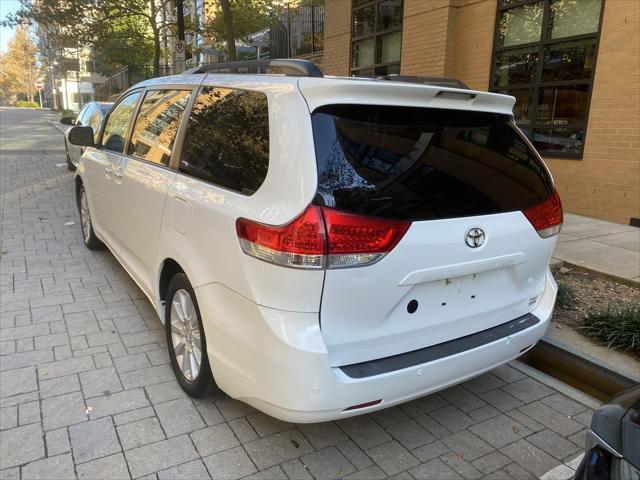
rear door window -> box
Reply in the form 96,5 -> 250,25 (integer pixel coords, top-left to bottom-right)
179,87 -> 269,195
312,105 -> 553,221
102,92 -> 141,153
127,89 -> 191,166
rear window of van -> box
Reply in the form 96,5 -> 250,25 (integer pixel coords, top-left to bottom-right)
312,105 -> 554,221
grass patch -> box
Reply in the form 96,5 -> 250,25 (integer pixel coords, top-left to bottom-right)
15,100 -> 39,108
556,283 -> 576,309
581,301 -> 640,353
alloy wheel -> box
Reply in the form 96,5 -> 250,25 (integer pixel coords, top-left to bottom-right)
170,289 -> 203,381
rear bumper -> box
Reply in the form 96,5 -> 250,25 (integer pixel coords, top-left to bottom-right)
195,269 -> 557,423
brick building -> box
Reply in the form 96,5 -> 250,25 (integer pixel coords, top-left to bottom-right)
323,0 -> 639,225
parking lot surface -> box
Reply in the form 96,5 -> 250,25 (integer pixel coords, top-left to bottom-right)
1,109 -> 595,479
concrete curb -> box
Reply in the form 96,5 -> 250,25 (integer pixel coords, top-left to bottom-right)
522,336 -> 639,403
551,260 -> 639,287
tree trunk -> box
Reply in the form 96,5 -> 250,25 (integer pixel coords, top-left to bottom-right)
219,0 -> 236,61
149,0 -> 161,76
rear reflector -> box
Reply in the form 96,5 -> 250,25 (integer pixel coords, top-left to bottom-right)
342,399 -> 382,411
523,190 -> 563,238
236,206 -> 410,269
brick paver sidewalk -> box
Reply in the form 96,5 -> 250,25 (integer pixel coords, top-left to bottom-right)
1,152 -> 595,480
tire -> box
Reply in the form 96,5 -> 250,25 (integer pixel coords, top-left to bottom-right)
78,184 -> 103,250
65,140 -> 76,171
165,273 -> 216,398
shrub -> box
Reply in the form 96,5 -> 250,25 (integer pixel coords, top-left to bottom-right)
556,283 -> 576,309
15,100 -> 39,108
581,301 -> 640,353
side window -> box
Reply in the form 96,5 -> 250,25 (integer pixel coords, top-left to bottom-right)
102,92 -> 141,153
127,89 -> 191,166
88,109 -> 102,132
180,87 -> 269,195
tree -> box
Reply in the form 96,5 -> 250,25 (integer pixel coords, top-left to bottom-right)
0,25 -> 39,103
6,0 -> 174,76
204,0 -> 277,61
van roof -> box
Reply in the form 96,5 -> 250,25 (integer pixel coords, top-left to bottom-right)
135,69 -> 515,118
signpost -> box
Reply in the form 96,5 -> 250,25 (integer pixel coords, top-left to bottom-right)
175,40 -> 186,73
35,80 -> 44,109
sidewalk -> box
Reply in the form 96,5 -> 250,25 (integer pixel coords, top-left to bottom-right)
553,213 -> 640,282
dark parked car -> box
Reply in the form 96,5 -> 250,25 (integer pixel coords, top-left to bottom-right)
574,386 -> 640,480
60,101 -> 112,170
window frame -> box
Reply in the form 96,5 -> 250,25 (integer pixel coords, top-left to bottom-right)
176,85 -> 271,197
350,0 -> 404,77
488,0 -> 606,159
125,86 -> 197,170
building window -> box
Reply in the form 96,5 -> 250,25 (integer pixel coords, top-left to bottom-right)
351,0 -> 403,77
490,0 -> 604,158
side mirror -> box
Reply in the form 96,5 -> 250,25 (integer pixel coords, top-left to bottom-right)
67,126 -> 96,147
60,116 -> 75,125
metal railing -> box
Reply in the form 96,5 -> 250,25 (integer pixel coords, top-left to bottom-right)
94,64 -> 176,101
270,4 -> 324,59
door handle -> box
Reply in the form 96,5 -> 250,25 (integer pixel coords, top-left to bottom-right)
105,166 -> 113,175
112,170 -> 123,178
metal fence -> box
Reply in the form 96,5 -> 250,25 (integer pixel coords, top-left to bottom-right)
94,64 -> 176,102
270,5 -> 324,59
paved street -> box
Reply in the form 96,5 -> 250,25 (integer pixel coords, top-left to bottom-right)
1,108 -> 597,480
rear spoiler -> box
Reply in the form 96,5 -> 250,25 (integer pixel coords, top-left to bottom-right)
298,77 -> 515,117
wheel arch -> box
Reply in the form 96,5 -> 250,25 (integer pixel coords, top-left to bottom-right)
158,258 -> 186,304
74,175 -> 83,207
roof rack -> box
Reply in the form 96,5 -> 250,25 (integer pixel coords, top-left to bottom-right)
183,59 -> 323,78
376,75 -> 470,90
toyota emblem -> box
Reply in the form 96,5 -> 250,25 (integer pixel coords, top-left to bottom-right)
465,228 -> 485,248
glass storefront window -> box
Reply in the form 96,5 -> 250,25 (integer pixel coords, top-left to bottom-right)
533,126 -> 584,155
536,84 -> 590,125
377,0 -> 403,31
352,38 -> 375,69
354,6 -> 375,37
498,2 -> 543,47
550,0 -> 602,39
542,39 -> 596,82
351,0 -> 403,76
494,48 -> 538,86
491,0 -> 604,158
376,31 -> 402,64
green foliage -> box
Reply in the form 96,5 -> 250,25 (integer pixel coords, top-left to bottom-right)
15,100 -> 39,108
581,301 -> 640,353
89,9 -> 155,75
205,0 -> 277,48
556,283 -> 576,309
8,0 -> 166,75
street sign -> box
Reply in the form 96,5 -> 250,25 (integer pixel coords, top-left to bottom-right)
175,40 -> 186,61
35,80 -> 44,91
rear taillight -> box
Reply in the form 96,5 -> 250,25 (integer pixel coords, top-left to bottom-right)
523,190 -> 563,238
323,208 -> 410,268
236,206 -> 410,269
236,205 -> 326,269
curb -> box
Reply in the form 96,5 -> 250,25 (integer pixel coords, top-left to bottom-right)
522,336 -> 639,403
550,260 -> 639,288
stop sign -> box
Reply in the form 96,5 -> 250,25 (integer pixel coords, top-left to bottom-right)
35,80 -> 44,91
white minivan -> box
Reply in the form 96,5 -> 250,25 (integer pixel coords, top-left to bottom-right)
66,60 -> 562,423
